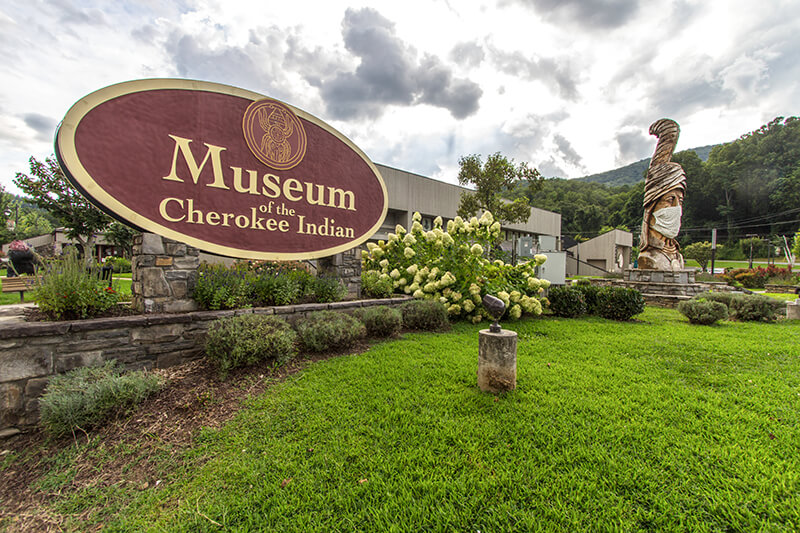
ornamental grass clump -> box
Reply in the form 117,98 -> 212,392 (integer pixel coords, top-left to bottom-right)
312,276 -> 347,303
34,249 -> 121,320
205,315 -> 298,378
678,298 -> 729,325
39,361 -> 163,437
194,263 -> 253,310
251,275 -> 301,306
352,306 -> 402,338
295,311 -> 366,352
361,211 -> 549,323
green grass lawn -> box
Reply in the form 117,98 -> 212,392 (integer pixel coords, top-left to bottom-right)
11,307 -> 799,532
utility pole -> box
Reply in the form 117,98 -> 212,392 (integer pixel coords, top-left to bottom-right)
710,228 -> 717,274
747,233 -> 758,269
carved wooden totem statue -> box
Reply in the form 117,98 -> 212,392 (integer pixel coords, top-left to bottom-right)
637,119 -> 686,271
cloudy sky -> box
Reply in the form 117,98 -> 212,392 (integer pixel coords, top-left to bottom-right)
1,0 -> 798,195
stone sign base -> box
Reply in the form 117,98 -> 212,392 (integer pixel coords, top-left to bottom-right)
318,247 -> 362,299
132,233 -> 200,314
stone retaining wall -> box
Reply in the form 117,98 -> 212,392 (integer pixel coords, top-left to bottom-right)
0,297 -> 410,435
765,284 -> 800,294
573,277 -> 735,307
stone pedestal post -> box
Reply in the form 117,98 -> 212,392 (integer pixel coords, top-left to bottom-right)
787,300 -> 800,320
132,233 -> 200,314
477,329 -> 518,393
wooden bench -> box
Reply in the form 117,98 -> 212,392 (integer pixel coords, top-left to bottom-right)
1,276 -> 41,303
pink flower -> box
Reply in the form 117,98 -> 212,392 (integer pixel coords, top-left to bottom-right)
8,240 -> 29,252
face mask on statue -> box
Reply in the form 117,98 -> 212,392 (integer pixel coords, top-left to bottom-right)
651,205 -> 682,239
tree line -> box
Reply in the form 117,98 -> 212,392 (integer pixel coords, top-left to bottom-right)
508,116 -> 800,253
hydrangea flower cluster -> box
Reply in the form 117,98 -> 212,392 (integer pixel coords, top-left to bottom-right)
362,211 -> 550,322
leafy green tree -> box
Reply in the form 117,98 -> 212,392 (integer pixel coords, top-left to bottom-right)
738,237 -> 768,259
598,224 -> 630,234
683,241 -> 715,272
769,165 -> 800,216
104,221 -> 138,258
703,117 -> 800,239
457,153 -> 542,225
16,209 -> 54,240
13,156 -> 111,258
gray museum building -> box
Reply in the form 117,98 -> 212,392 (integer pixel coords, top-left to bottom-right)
3,164 -> 567,284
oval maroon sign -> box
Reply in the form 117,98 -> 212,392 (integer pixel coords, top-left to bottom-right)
55,79 -> 388,260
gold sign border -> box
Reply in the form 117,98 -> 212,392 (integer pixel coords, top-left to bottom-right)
55,78 -> 388,261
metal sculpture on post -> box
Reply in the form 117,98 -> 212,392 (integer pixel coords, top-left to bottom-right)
637,118 -> 686,271
482,294 -> 505,333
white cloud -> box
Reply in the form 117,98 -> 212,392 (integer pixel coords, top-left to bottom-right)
1,0 -> 799,195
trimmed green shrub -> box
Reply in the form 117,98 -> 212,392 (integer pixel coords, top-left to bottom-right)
251,275 -> 301,306
695,292 -> 783,322
39,361 -> 163,437
399,299 -> 449,331
596,287 -> 645,321
729,294 -> 783,322
194,263 -> 253,310
35,249 -> 121,320
678,299 -> 729,325
574,284 -> 602,315
205,315 -> 298,378
295,311 -> 366,352
548,286 -> 587,318
697,292 -> 737,307
312,276 -> 347,303
353,306 -> 402,338
361,270 -> 394,299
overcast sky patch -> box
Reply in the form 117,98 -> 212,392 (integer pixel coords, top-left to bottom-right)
512,0 -> 640,30
318,8 -> 481,120
0,0 -> 798,193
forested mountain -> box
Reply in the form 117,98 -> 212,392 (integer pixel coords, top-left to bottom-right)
509,117 -> 800,246
576,145 -> 716,187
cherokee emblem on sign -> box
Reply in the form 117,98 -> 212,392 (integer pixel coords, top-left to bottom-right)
242,99 -> 307,170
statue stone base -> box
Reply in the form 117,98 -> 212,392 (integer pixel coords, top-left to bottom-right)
621,268 -> 706,307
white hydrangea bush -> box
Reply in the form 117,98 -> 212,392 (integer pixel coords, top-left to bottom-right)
362,211 -> 550,322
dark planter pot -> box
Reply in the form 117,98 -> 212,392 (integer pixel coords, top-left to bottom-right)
8,249 -> 36,276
